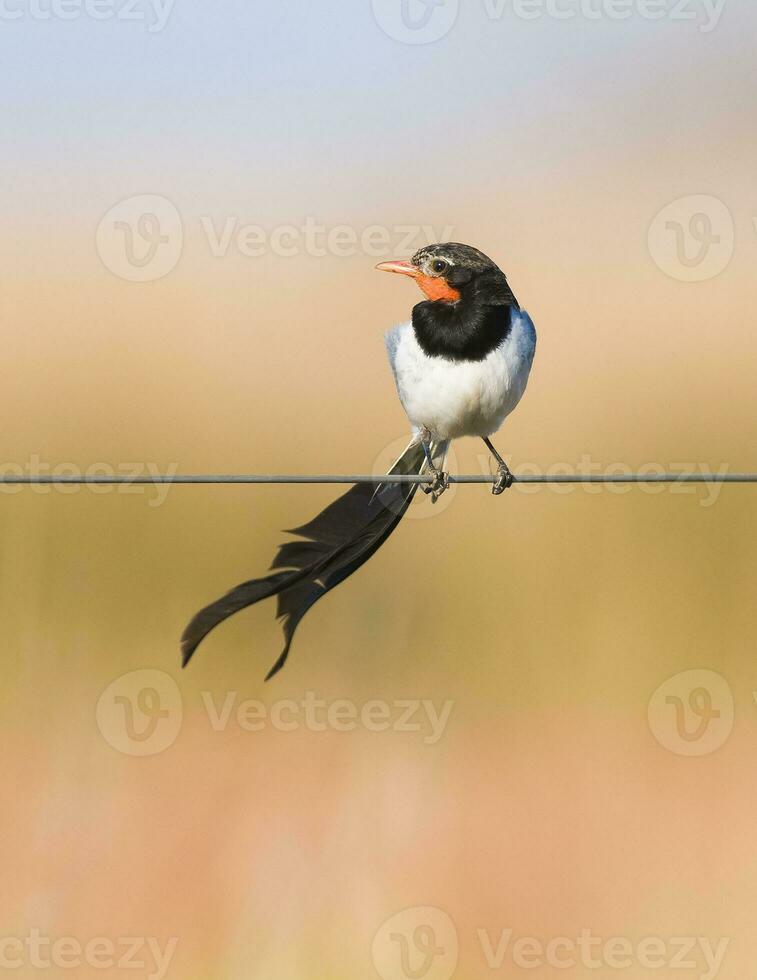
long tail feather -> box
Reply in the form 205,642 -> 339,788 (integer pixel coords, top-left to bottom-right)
181,439 -> 440,679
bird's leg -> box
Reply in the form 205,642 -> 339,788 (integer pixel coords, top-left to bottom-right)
483,437 -> 514,496
420,427 -> 449,502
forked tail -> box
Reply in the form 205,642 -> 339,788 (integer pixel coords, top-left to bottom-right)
181,438 -> 446,680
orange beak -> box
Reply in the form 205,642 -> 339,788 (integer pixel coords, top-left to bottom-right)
376,259 -> 461,304
375,260 -> 419,278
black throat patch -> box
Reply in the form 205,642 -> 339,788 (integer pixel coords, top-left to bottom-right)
412,301 -> 514,362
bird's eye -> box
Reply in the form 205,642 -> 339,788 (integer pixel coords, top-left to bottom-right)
431,259 -> 449,275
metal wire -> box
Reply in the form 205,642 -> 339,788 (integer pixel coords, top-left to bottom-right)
0,474 -> 755,486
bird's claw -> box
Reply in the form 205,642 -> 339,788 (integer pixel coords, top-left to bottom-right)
422,468 -> 449,503
492,463 -> 514,496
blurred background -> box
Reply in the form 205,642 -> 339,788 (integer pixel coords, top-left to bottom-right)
1,1 -> 756,977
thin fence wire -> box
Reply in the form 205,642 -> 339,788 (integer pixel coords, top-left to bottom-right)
0,474 -> 756,486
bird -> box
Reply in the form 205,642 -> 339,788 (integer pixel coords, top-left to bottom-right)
181,242 -> 537,679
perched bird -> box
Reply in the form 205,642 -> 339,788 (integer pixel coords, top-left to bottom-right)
181,243 -> 536,679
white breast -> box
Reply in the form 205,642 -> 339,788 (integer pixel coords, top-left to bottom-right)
385,310 -> 536,441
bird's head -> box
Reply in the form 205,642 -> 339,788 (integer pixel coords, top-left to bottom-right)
377,242 -> 520,361
376,242 -> 517,308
